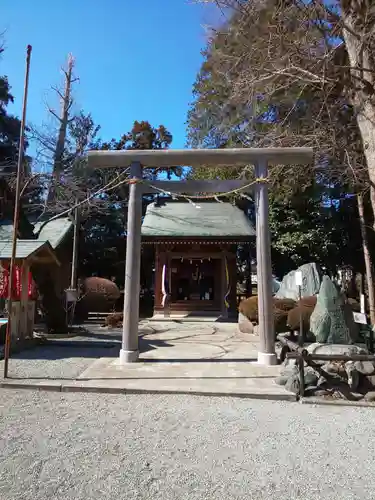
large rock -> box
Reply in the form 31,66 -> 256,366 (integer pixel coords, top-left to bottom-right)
275,375 -> 289,386
364,391 -> 375,402
280,360 -> 298,377
354,360 -> 375,375
238,312 -> 254,334
307,343 -> 368,356
285,374 -> 300,394
307,344 -> 369,372
272,278 -> 281,295
238,296 -> 259,322
275,263 -> 322,302
345,361 -> 360,391
305,370 -> 319,387
309,276 -> 359,344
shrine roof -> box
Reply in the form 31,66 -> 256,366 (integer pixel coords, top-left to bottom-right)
33,217 -> 73,249
142,201 -> 255,239
0,217 -> 73,250
0,240 -> 53,260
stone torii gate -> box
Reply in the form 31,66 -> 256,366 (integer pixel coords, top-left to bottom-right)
88,148 -> 313,365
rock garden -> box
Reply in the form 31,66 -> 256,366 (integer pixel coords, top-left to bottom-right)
238,263 -> 375,401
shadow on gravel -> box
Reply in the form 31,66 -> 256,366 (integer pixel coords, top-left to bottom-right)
8,344 -> 120,361
75,327 -> 172,343
7,334 -> 173,361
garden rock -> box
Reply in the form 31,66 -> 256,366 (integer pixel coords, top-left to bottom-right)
321,362 -> 340,374
304,371 -> 318,387
238,312 -> 254,334
280,362 -> 298,377
318,375 -> 328,386
272,278 -> 281,294
285,374 -> 300,394
309,276 -> 358,344
364,391 -> 375,402
345,362 -> 360,391
354,360 -> 375,376
365,374 -> 375,388
313,389 -> 331,397
275,262 -> 322,302
307,343 -> 368,356
275,375 -> 289,386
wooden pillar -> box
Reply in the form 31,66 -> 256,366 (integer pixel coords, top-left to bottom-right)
154,245 -> 162,314
228,252 -> 237,316
246,245 -> 253,297
220,252 -> 228,318
120,162 -> 142,364
70,199 -> 80,290
255,159 -> 276,365
0,260 -> 5,313
163,251 -> 171,318
20,262 -> 29,342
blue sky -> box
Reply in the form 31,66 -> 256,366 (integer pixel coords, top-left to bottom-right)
1,0 -> 219,150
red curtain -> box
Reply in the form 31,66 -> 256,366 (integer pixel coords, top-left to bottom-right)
0,264 -> 37,300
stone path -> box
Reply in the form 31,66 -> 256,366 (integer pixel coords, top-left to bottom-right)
0,321 -> 294,400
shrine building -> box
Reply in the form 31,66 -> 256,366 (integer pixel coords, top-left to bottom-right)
141,199 -> 255,318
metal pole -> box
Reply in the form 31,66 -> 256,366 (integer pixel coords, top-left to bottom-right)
70,199 -> 80,290
66,198 -> 80,325
4,45 -> 32,378
255,159 -> 276,365
298,284 -> 304,347
120,162 -> 142,363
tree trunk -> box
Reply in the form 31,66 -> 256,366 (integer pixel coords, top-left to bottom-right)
353,101 -> 375,227
48,54 -> 75,204
357,192 -> 375,324
31,265 -> 68,333
342,14 -> 375,226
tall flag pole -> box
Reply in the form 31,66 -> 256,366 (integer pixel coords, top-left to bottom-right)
4,45 -> 32,378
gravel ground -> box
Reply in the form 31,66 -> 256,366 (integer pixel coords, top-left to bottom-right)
0,342 -> 120,380
0,391 -> 374,499
0,322 -> 202,381
0,325 -> 125,380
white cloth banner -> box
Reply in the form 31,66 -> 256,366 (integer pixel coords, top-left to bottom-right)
161,264 -> 167,307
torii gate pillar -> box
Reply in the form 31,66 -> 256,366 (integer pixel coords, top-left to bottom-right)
255,159 -> 276,364
120,162 -> 142,363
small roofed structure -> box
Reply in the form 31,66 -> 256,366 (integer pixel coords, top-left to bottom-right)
0,216 -> 74,297
33,217 -> 74,296
142,200 -> 255,318
0,239 -> 59,344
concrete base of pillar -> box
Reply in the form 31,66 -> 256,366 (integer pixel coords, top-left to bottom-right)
257,351 -> 277,366
119,349 -> 139,364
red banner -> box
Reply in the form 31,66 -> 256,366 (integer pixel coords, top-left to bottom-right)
0,265 -> 37,300
28,272 -> 36,299
0,264 -> 9,298
14,266 -> 21,299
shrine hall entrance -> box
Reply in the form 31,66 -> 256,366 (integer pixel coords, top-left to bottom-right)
170,257 -> 220,311
141,200 -> 255,318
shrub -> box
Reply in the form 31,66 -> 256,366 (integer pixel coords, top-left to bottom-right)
239,296 -> 295,334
